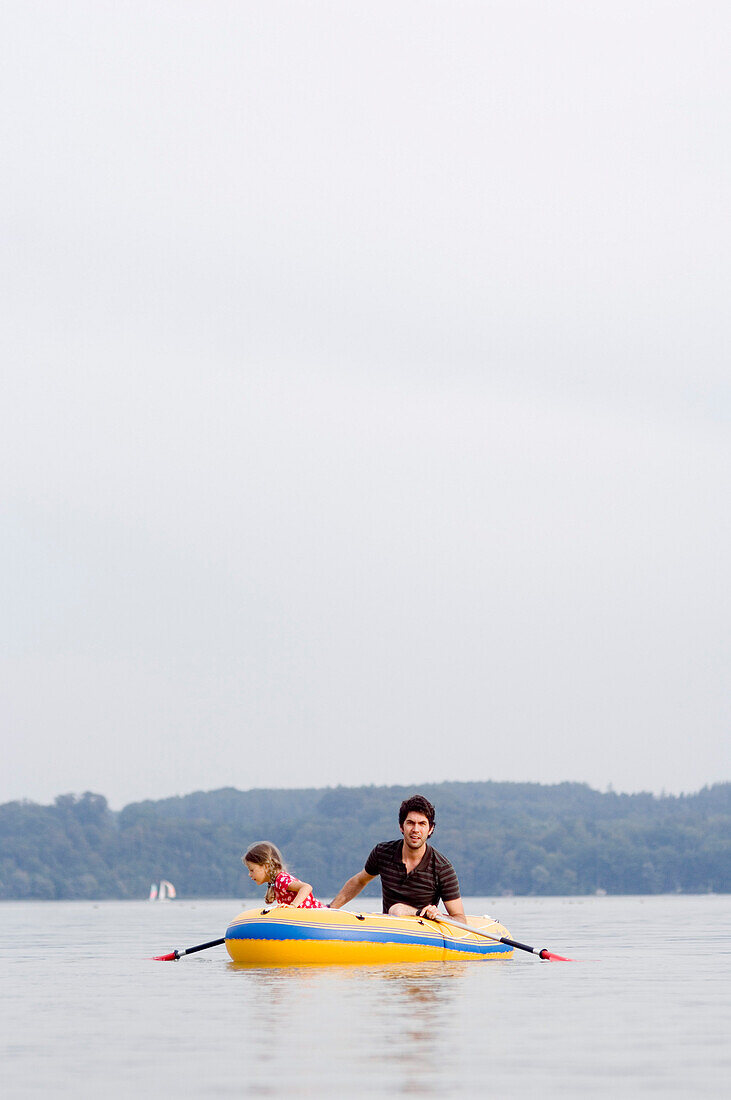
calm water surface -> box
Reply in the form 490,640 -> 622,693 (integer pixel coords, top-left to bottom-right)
1,895 -> 729,1097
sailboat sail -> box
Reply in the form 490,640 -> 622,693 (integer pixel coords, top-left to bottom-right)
149,879 -> 177,900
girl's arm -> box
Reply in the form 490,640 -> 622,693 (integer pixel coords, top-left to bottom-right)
282,877 -> 314,908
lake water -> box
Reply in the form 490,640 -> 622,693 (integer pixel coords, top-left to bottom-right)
1,895 -> 729,1097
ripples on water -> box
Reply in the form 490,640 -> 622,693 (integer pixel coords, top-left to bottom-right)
1,896 -> 729,1096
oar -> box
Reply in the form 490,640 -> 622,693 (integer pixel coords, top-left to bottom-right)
434,915 -> 573,961
153,936 -> 225,961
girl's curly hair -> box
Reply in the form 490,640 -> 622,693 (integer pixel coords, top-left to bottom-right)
243,841 -> 285,904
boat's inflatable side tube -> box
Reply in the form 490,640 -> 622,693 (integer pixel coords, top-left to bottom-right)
224,906 -> 513,965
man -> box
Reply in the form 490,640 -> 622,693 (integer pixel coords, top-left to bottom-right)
329,794 -> 466,921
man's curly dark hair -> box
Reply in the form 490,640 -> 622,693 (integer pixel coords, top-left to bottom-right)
398,794 -> 436,829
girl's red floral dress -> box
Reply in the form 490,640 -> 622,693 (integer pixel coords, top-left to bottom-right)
271,871 -> 325,908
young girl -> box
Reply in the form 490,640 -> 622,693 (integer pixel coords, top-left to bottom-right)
243,842 -> 325,909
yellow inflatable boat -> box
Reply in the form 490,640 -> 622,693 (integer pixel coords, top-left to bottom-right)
224,906 -> 513,965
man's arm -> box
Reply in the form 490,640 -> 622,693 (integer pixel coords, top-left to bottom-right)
329,869 -> 376,909
444,896 -> 467,921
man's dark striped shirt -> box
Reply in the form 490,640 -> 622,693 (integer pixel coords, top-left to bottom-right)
364,840 -> 461,914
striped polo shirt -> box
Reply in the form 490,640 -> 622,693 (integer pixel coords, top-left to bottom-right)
364,839 -> 461,914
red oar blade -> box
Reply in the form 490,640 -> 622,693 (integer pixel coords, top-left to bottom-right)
152,936 -> 225,962
539,949 -> 573,962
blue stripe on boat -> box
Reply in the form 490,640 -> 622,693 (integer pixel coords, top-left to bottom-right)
443,937 -> 510,956
225,919 -> 509,955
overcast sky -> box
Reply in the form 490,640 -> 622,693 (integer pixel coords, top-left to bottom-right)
2,1 -> 729,809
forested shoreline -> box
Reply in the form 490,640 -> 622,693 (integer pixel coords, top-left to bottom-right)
1,780 -> 729,900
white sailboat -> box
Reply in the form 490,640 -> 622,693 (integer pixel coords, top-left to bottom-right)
149,880 -> 176,900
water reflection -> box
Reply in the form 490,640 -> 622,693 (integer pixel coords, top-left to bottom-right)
359,963 -> 468,1088
225,960 -> 471,1092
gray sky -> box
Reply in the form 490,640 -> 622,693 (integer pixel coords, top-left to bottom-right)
2,1 -> 729,809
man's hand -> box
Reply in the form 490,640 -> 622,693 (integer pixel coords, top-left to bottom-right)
418,905 -> 440,920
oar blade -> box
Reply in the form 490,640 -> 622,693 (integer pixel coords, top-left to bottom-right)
539,949 -> 573,962
152,936 -> 225,961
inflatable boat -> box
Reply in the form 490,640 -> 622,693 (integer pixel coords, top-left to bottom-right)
224,906 -> 513,965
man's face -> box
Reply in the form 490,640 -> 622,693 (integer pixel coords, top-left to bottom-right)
400,812 -> 433,849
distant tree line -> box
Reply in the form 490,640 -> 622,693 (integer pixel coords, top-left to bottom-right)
0,781 -> 729,900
